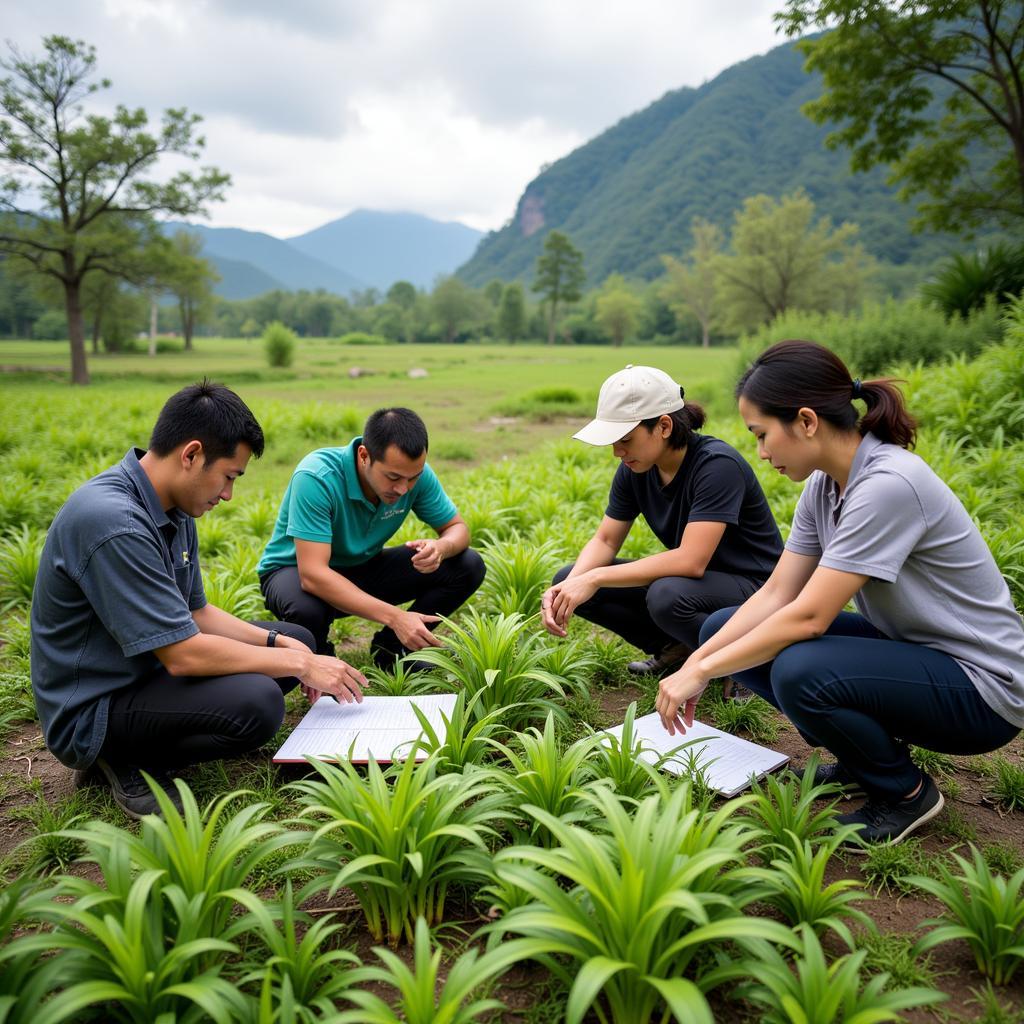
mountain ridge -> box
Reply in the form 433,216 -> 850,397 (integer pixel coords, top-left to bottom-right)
456,38 -> 956,287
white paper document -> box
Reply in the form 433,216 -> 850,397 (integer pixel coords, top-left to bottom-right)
603,712 -> 789,797
273,693 -> 458,764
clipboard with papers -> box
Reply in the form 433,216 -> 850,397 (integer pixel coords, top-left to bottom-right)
602,711 -> 789,797
272,693 -> 458,765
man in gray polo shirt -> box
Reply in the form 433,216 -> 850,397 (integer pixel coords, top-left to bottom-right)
30,381 -> 366,818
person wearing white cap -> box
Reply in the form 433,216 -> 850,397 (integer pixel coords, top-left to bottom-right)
540,364 -> 783,677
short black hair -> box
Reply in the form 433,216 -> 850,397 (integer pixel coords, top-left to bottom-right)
639,393 -> 707,450
363,407 -> 428,462
149,380 -> 265,463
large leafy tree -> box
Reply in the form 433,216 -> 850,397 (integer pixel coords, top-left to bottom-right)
0,36 -> 228,383
716,189 -> 875,331
660,218 -> 725,348
533,231 -> 585,345
777,0 -> 1024,234
162,230 -> 219,350
595,273 -> 643,347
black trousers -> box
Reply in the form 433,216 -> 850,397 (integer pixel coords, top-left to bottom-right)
553,559 -> 763,653
259,546 -> 486,657
99,621 -> 313,770
702,607 -> 1020,801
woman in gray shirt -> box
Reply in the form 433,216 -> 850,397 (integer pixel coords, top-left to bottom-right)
656,340 -> 1024,846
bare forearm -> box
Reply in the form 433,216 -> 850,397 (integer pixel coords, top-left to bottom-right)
162,631 -> 312,678
589,548 -> 705,588
192,603 -> 274,645
567,535 -> 618,578
695,602 -> 822,681
436,522 -> 470,558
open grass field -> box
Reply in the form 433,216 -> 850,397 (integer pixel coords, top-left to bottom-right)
1,334 -> 1024,1022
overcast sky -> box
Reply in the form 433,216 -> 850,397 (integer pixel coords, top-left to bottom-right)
5,1 -> 787,238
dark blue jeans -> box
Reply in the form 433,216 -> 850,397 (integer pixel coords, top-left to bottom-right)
701,608 -> 1020,801
553,560 -> 762,653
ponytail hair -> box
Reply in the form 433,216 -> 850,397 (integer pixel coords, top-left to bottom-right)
735,340 -> 917,449
641,392 -> 707,450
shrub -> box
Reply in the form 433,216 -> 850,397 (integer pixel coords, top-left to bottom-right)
336,331 -> 389,345
739,297 -> 1001,376
923,244 -> 1024,318
262,321 -> 296,368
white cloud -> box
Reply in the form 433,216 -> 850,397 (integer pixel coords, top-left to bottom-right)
3,0 -> 785,234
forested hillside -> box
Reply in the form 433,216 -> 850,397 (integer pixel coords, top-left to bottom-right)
458,38 -> 960,287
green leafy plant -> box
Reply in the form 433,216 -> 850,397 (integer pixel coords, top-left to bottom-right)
583,701 -> 666,804
738,835 -> 872,949
707,924 -> 945,1024
364,659 -> 444,696
857,932 -> 942,991
289,753 -> 506,944
227,880 -> 359,1018
201,567 -> 266,620
17,868 -> 248,1024
707,690 -> 779,744
337,916 -> 523,1024
861,838 -> 930,896
411,690 -> 508,771
744,758 -> 851,857
7,784 -> 90,873
412,611 -> 583,731
912,846 -> 1024,985
477,537 -> 564,618
0,524 -> 44,611
910,746 -> 956,778
63,779 -> 296,941
263,321 -> 296,368
984,842 -> 1024,876
487,714 -> 601,846
488,786 -> 793,1024
986,756 -> 1024,812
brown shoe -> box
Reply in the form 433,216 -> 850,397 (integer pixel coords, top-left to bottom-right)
627,641 -> 692,678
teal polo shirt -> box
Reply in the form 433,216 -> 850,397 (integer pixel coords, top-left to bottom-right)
257,438 -> 458,573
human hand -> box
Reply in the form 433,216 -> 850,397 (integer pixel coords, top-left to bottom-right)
549,575 -> 598,630
540,586 -> 567,637
299,654 -> 367,704
405,539 -> 446,574
391,609 -> 443,651
655,662 -> 709,735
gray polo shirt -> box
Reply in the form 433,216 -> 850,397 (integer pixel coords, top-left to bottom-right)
786,433 -> 1024,728
30,449 -> 205,769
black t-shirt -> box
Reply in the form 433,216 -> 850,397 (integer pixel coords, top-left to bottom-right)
605,433 -> 782,580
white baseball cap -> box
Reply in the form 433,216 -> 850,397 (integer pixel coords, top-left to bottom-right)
573,364 -> 686,446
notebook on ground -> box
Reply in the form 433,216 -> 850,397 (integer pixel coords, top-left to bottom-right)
272,693 -> 458,764
603,711 -> 789,797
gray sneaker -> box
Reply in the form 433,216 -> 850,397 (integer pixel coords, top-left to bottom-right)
92,758 -> 184,819
838,774 -> 944,847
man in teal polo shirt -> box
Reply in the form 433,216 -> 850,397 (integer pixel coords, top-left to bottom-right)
258,407 -> 485,666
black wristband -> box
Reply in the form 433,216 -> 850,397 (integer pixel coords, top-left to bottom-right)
266,629 -> 279,648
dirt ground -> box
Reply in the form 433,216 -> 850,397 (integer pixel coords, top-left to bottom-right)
3,684 -> 1024,1022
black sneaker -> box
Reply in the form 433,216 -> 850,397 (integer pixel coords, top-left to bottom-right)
93,758 -> 184,820
837,774 -> 944,847
627,641 -> 691,678
813,761 -> 866,800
